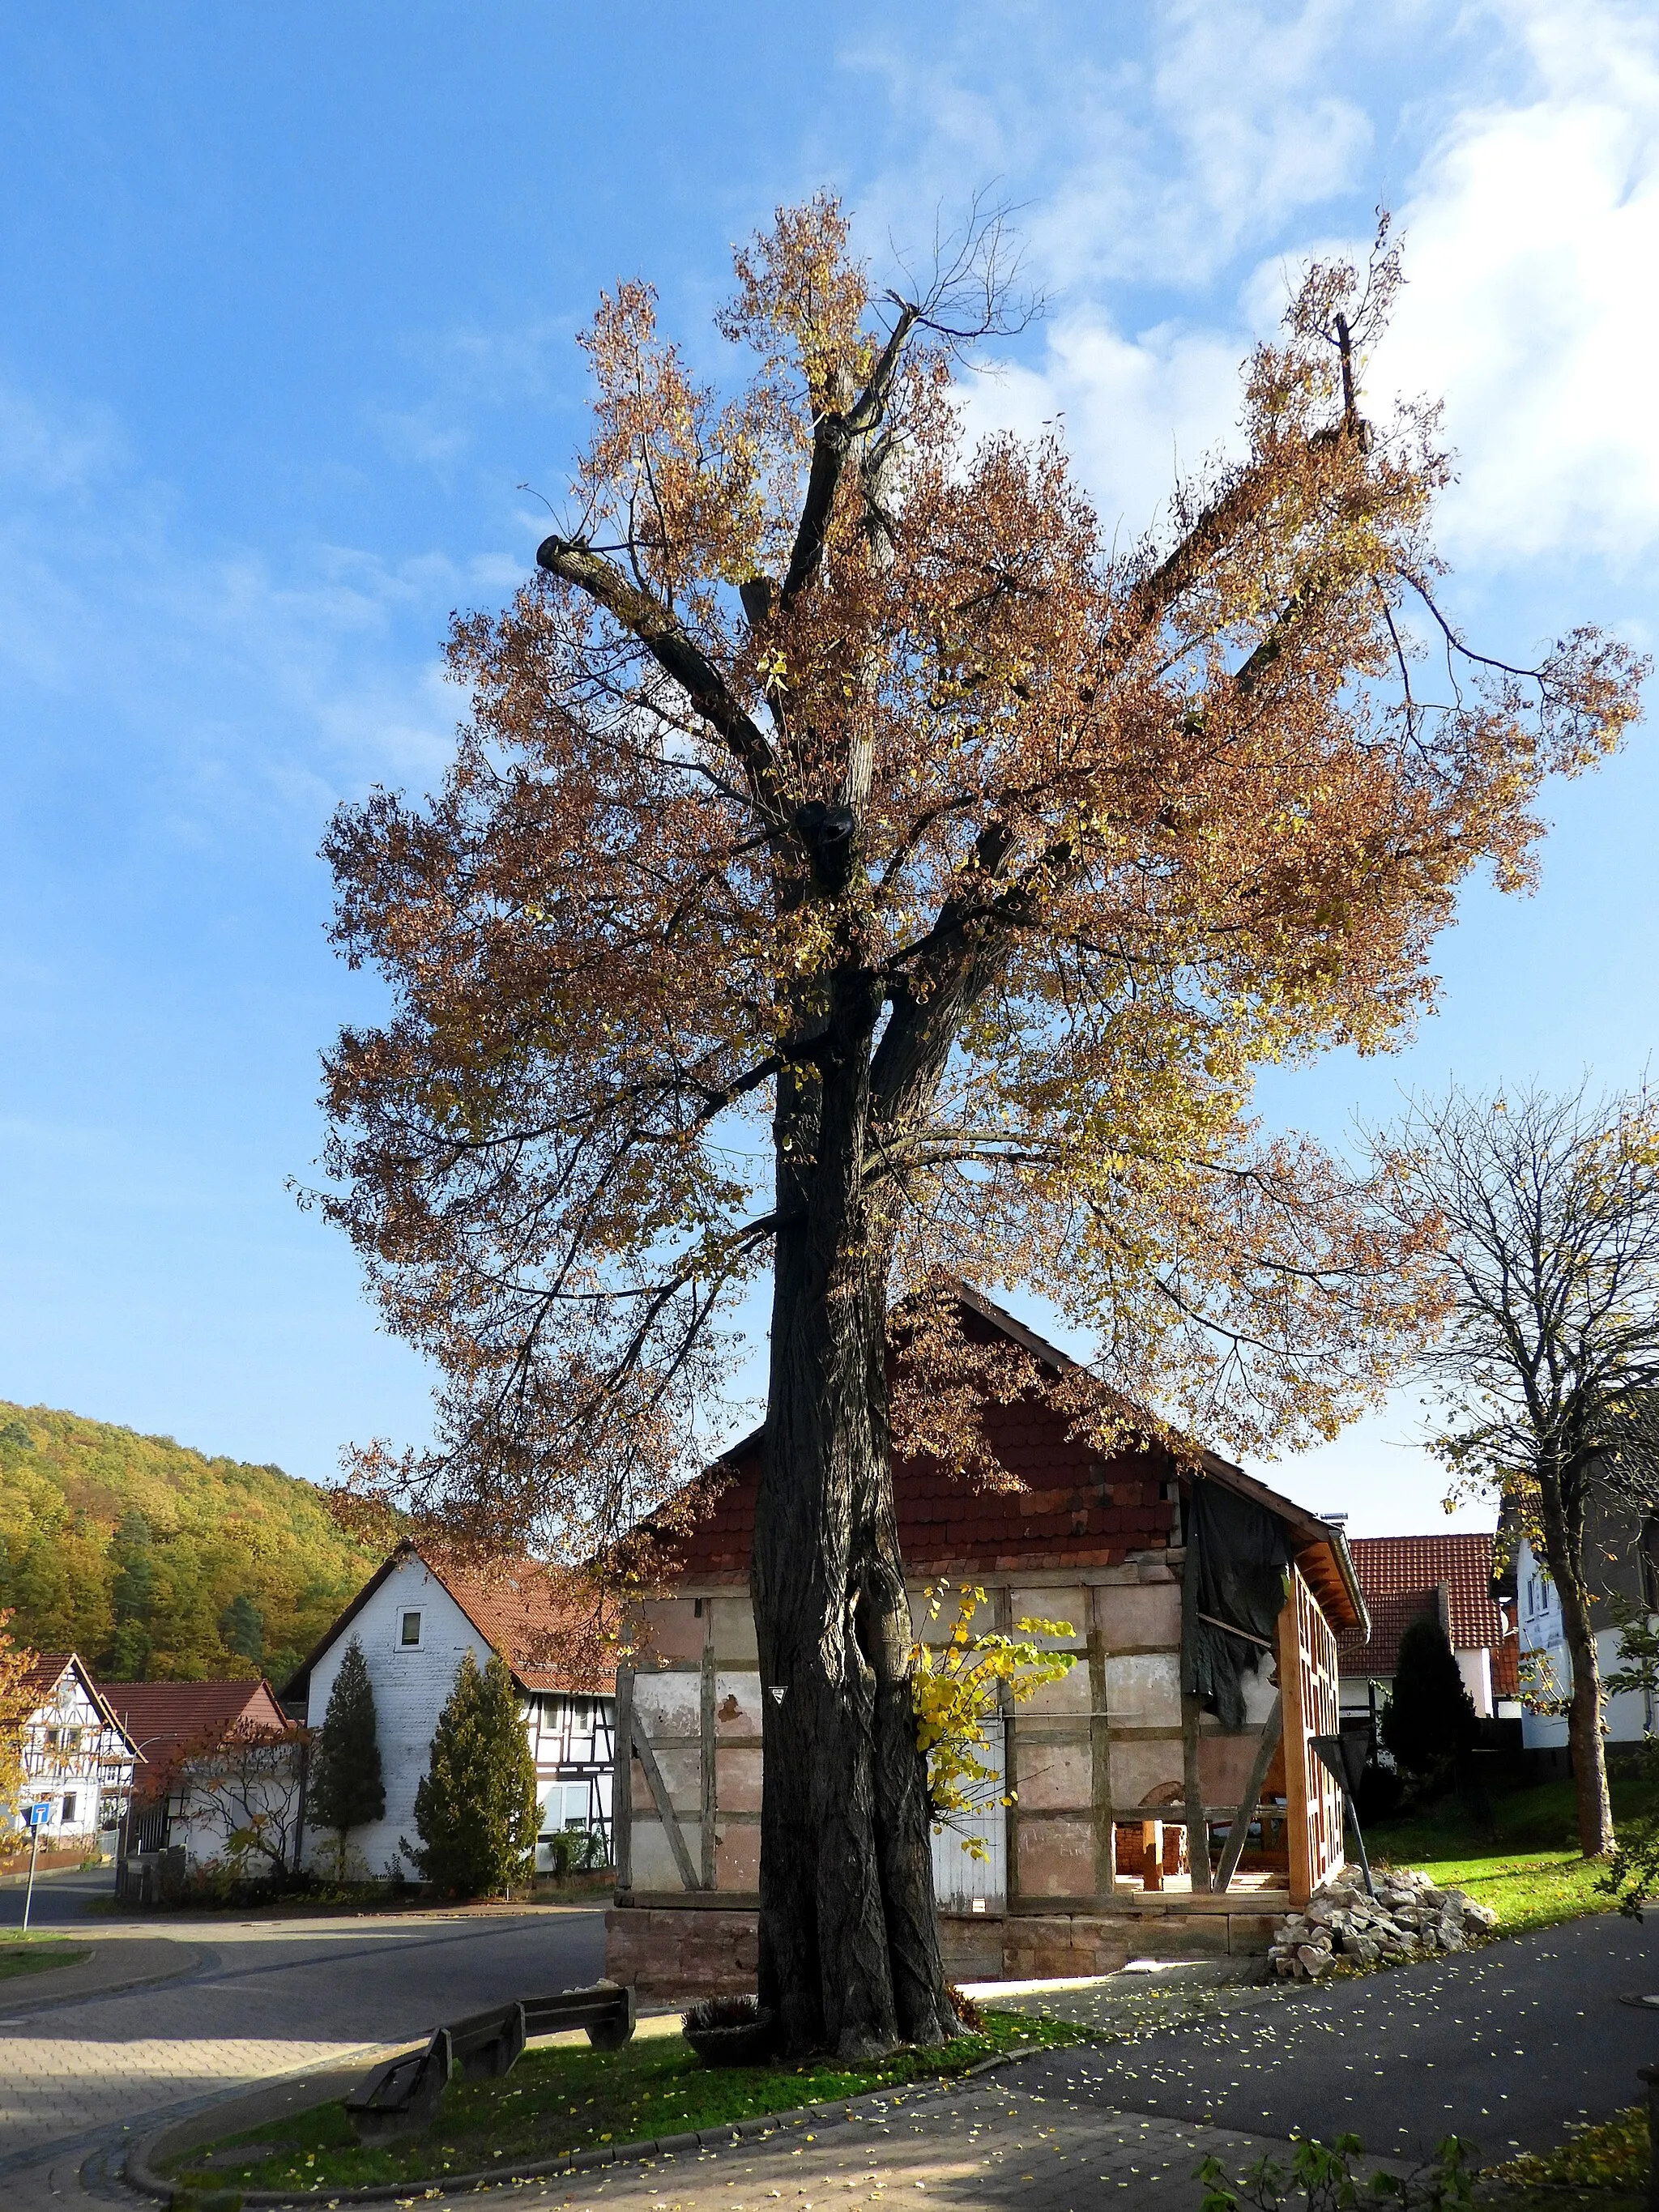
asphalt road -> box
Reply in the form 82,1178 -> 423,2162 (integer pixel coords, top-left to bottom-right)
0,1896 -> 609,2208
0,1866 -> 124,1929
1020,1912 -> 1659,2165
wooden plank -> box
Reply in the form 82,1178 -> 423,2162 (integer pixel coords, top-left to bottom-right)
1179,1539 -> 1212,1891
612,1665 -> 633,1897
1141,1818 -> 1163,1891
1277,1576 -> 1313,1907
630,1711 -> 701,1893
1181,1693 -> 1210,1890
1088,1627 -> 1115,1894
994,1587 -> 1021,1904
699,1630 -> 716,1890
1213,1693 -> 1283,1894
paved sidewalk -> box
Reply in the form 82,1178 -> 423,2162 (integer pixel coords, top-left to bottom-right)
322,2066 -> 1392,2212
0,1905 -> 608,2210
9,1908 -> 1659,2212
0,1933 -> 203,2015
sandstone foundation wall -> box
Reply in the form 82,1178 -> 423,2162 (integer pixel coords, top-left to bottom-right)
604,1898 -> 1277,2003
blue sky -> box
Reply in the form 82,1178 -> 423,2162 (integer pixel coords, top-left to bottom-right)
2,1 -> 1656,1535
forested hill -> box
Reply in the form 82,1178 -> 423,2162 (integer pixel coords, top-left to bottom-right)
0,1402 -> 384,1686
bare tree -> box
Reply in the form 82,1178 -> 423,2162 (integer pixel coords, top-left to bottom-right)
155,1723 -> 307,1881
1385,1081 -> 1659,1856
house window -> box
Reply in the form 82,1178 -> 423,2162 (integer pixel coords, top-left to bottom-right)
61,1793 -> 76,1824
400,1610 -> 423,1648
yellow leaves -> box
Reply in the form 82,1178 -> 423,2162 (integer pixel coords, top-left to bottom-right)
0,1612 -> 39,1835
911,1582 -> 1076,1840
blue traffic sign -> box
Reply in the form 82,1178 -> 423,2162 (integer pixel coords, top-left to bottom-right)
23,1803 -> 51,1829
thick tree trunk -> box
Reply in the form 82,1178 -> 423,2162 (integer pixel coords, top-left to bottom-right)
750,992 -> 957,2058
1538,1474 -> 1614,1859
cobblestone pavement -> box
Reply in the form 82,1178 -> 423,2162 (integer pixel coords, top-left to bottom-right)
337,2069 -> 1386,2212
9,1905 -> 1659,2212
0,1904 -> 608,2209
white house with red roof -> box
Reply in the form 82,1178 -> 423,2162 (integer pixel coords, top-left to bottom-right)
1335,1532 -> 1520,1726
109,1677 -> 299,1889
1512,1501 -> 1659,1751
281,1539 -> 615,1878
14,1653 -> 138,1855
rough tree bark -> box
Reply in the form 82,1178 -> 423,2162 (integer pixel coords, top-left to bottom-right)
752,963 -> 957,2056
1537,1454 -> 1615,1859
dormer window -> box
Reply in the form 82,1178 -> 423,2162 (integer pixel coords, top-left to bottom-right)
400,1610 -> 423,1648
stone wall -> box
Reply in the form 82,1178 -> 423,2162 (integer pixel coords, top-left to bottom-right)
605,1899 -> 1276,2002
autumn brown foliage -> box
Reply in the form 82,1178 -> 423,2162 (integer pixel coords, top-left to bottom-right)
317,198 -> 1642,2052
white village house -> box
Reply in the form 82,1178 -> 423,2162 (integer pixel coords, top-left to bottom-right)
1514,1498 -> 1659,1750
12,1654 -> 138,1859
112,1677 -> 300,1895
282,1538 -> 616,1877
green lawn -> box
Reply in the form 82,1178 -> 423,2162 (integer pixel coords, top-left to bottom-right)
1365,1767 -> 1659,1937
160,2010 -> 1090,2197
0,1942 -> 88,1980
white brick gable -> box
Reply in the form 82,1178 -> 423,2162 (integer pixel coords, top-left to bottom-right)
301,1551 -> 612,1877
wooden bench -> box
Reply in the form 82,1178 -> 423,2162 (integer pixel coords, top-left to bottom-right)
344,2027 -> 452,2146
523,1980 -> 635,2051
343,1982 -> 635,2145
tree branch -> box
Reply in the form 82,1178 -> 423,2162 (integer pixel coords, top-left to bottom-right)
535,535 -> 784,820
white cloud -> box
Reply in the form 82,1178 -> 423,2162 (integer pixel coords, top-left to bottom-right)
0,372 -> 466,844
960,316 -> 1245,544
1373,0 -> 1659,565
1034,0 -> 1374,288
850,0 -> 1379,296
919,0 -> 1659,575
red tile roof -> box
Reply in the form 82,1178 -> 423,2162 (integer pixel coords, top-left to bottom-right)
281,1544 -> 612,1703
105,1679 -> 291,1771
22,1654 -> 139,1750
646,1289 -> 1357,1624
1337,1533 -> 1517,1689
21,1653 -> 76,1700
429,1554 -> 612,1694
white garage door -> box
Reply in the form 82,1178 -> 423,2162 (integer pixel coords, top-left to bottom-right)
929,1718 -> 1006,1911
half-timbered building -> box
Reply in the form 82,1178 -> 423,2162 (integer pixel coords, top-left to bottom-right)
284,1539 -> 615,1876
607,1287 -> 1366,1998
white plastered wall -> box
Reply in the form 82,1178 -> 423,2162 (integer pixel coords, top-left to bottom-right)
303,1557 -> 496,1876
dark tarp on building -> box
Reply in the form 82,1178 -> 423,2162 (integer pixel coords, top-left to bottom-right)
1181,1475 -> 1291,1732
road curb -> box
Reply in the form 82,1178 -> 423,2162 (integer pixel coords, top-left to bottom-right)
0,1937 -> 206,2018
126,2048 -> 1030,2207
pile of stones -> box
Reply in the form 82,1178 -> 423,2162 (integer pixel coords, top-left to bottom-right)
1269,1862 -> 1498,1980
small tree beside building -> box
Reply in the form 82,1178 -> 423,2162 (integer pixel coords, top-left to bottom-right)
305,1635 -> 385,1879
1385,1081 -> 1659,1857
1381,1613 -> 1478,1792
407,1651 -> 539,1898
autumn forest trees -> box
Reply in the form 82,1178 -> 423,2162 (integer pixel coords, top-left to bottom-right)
318,198 -> 1642,2055
0,1403 -> 382,1684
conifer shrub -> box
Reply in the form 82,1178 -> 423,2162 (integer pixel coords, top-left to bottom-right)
305,1635 -> 385,1878
407,1650 -> 539,1897
1381,1613 -> 1479,1792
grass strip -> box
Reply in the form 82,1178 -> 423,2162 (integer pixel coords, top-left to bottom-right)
0,1942 -> 90,1980
1403,1848 -> 1621,1937
160,2008 -> 1091,2197
1364,1769 -> 1659,1937
1482,2101 -> 1648,2208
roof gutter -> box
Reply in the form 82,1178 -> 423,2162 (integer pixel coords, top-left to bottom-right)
1326,1524 -> 1371,1642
